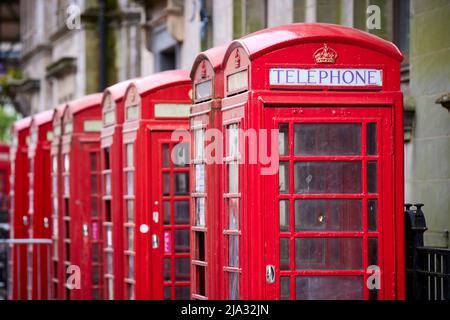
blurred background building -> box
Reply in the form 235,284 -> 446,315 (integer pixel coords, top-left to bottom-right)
0,0 -> 448,247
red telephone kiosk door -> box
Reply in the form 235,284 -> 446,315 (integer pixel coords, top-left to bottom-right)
122,71 -> 191,300
62,94 -> 103,300
220,24 -> 405,300
10,117 -> 32,300
28,111 -> 53,300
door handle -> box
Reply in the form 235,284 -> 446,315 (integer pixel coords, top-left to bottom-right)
152,234 -> 159,249
43,217 -> 49,228
266,265 -> 275,284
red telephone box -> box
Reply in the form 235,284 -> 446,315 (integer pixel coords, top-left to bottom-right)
10,117 -> 31,300
61,94 -> 103,300
50,104 -> 67,299
189,44 -> 228,300
100,79 -> 139,300
122,71 -> 191,300
216,23 -> 404,300
27,110 -> 53,300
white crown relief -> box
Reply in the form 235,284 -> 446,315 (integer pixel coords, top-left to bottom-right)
313,44 -> 338,64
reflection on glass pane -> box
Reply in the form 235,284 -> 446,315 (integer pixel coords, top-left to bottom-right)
164,286 -> 172,300
228,124 -> 239,157
127,172 -> 134,195
295,199 -> 362,232
173,143 -> 189,167
229,198 -> 239,230
295,276 -> 363,300
228,162 -> 238,193
280,277 -> 290,300
52,176 -> 58,194
163,172 -> 170,195
368,200 -> 377,232
127,283 -> 135,300
279,162 -> 289,194
91,175 -> 98,194
106,226 -> 113,247
280,238 -> 290,270
105,173 -> 111,196
195,164 -> 205,193
175,258 -> 190,281
127,200 -> 134,222
52,156 -> 58,172
107,252 -> 113,274
175,201 -> 190,225
174,229 -> 190,253
162,144 -> 170,168
91,197 -> 98,217
195,130 -> 204,160
279,200 -> 290,232
126,144 -> 134,167
127,227 -> 134,251
295,238 -> 362,270
64,154 -> 69,172
294,161 -> 361,194
278,124 -> 289,156
174,173 -> 189,195
107,279 -> 114,300
367,161 -> 377,194
164,258 -> 171,281
367,123 -> 377,155
196,198 -> 205,227
64,176 -> 69,195
229,272 -> 239,300
368,238 -> 378,266
175,286 -> 190,300
163,201 -> 171,225
294,123 -> 361,155
229,235 -> 239,267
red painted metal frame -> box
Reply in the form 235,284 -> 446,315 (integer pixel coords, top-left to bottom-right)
27,110 -> 53,300
61,94 -> 103,300
121,70 -> 191,300
50,104 -> 67,300
218,23 -> 404,300
190,44 -> 228,300
100,79 -> 139,300
10,117 -> 31,300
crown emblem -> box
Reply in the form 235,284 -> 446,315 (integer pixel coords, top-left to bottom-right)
314,44 -> 337,64
201,60 -> 207,78
235,49 -> 241,68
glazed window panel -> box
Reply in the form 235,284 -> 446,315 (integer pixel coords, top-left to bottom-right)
126,144 -> 134,167
228,272 -> 239,300
173,143 -> 189,167
174,230 -> 190,253
228,235 -> 239,267
127,227 -> 134,251
104,173 -> 111,196
64,154 -> 70,172
195,164 -> 205,193
126,200 -> 134,222
162,144 -> 170,168
194,129 -> 204,161
228,162 -> 238,194
228,198 -> 239,230
175,258 -> 190,281
126,172 -> 134,196
227,124 -> 239,158
174,172 -> 189,195
174,201 -> 189,225
278,123 -> 289,156
295,276 -> 364,300
127,255 -> 134,279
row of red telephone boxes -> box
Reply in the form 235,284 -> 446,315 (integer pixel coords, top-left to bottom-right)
9,23 -> 406,300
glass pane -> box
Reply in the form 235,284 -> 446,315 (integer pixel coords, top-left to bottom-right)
368,200 -> 378,232
228,124 -> 239,157
52,176 -> 58,194
90,153 -> 97,171
279,162 -> 289,194
163,173 -> 170,196
163,201 -> 171,225
173,143 -> 189,167
366,123 -> 377,155
195,232 -> 205,261
174,201 -> 189,225
127,283 -> 135,300
127,172 -> 134,195
294,123 -> 361,155
280,276 -> 290,300
294,161 -> 362,194
162,144 -> 170,168
280,238 -> 290,270
175,286 -> 190,300
92,244 -> 100,263
175,258 -> 190,281
126,144 -> 133,167
91,197 -> 98,217
228,235 -> 239,267
195,130 -> 204,160
106,226 -> 113,247
195,164 -> 205,193
164,258 -> 171,281
107,252 -> 113,274
229,272 -> 239,300
127,200 -> 134,222
229,198 -> 239,230
195,198 -> 205,227
127,255 -> 134,279
64,176 -> 69,195
295,276 -> 363,300
368,238 -> 378,266
52,156 -> 58,172
278,124 -> 289,156
164,286 -> 172,300
295,238 -> 362,270
279,200 -> 290,232
127,227 -> 134,251
295,199 -> 362,232
105,173 -> 111,196
367,161 -> 377,194
228,162 -> 238,193
107,279 -> 114,300
64,154 -> 69,172
174,229 -> 189,253
174,173 -> 189,195
91,175 -> 98,194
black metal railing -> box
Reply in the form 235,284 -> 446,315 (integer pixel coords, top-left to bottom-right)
405,203 -> 450,300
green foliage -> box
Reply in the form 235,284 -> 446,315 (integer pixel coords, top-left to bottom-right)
0,106 -> 17,142
0,68 -> 22,142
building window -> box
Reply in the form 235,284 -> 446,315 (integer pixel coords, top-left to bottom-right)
233,0 -> 267,38
393,0 -> 410,64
